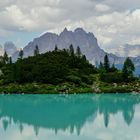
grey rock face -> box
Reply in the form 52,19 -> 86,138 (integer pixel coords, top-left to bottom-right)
12,28 -> 124,64
12,28 -> 105,64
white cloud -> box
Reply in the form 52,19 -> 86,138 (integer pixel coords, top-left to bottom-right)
95,4 -> 110,12
108,44 -> 140,57
0,0 -> 140,56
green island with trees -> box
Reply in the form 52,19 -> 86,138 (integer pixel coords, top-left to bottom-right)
0,44 -> 139,94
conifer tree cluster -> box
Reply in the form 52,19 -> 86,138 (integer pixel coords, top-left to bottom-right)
0,44 -> 97,85
0,45 -> 137,85
99,54 -> 135,83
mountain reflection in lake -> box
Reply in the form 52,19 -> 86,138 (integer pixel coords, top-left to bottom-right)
0,94 -> 140,140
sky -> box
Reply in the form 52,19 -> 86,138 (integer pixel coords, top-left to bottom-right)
0,0 -> 140,54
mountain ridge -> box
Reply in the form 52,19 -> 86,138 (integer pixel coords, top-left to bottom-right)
12,27 -> 125,65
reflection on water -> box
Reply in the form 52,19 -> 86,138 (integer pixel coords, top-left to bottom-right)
0,94 -> 140,140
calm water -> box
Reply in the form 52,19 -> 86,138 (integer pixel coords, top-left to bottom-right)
0,94 -> 140,140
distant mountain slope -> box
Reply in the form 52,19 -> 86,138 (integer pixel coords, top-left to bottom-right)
0,42 -> 18,57
109,44 -> 140,57
4,41 -> 18,56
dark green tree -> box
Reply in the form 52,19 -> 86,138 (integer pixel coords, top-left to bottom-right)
82,55 -> 87,61
3,51 -> 8,64
69,44 -> 74,56
104,54 -> 110,72
122,57 -> 135,81
54,45 -> 58,51
8,57 -> 12,64
110,63 -> 117,72
34,45 -> 39,56
99,62 -> 104,71
76,46 -> 81,57
19,49 -> 24,59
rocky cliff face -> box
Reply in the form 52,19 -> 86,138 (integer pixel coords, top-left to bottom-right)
12,28 -> 124,65
12,28 -> 140,65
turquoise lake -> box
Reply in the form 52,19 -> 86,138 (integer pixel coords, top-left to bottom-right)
0,94 -> 140,140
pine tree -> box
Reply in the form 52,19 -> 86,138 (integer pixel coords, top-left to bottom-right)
122,57 -> 135,81
3,51 -> 8,64
54,45 -> 58,51
104,54 -> 110,72
110,63 -> 117,72
76,46 -> 81,57
34,45 -> 39,56
19,49 -> 24,59
82,55 -> 87,61
9,57 -> 12,64
69,44 -> 74,56
99,62 -> 104,70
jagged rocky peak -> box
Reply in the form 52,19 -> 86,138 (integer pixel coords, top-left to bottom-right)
63,27 -> 68,32
12,27 -> 123,65
59,27 -> 73,36
74,27 -> 86,33
40,32 -> 58,39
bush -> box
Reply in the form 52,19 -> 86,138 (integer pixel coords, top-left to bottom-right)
81,75 -> 93,85
67,75 -> 82,85
100,72 -> 123,83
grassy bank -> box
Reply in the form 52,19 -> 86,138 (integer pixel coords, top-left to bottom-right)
0,49 -> 139,94
0,81 -> 140,94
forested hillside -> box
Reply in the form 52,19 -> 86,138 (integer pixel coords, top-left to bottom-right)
1,46 -> 97,85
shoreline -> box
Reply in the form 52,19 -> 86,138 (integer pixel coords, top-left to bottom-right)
0,91 -> 140,94
0,82 -> 140,94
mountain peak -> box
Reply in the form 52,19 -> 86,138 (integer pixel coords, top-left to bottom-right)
63,27 -> 68,32
12,27 -> 105,63
12,27 -> 122,65
74,28 -> 86,33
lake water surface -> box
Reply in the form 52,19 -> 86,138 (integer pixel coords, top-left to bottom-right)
0,94 -> 140,140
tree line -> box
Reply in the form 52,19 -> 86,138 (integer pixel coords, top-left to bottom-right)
0,44 -> 137,85
0,45 -> 97,85
99,54 -> 136,83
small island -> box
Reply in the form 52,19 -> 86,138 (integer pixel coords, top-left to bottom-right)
0,45 -> 139,94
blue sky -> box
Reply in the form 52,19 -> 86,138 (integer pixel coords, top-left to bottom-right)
0,0 -> 140,55
0,31 -> 41,48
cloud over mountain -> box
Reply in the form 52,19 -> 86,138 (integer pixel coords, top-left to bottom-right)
12,28 -> 123,65
108,44 -> 140,57
0,0 -> 140,54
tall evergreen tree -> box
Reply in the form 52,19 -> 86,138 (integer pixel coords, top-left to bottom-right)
3,51 -> 8,64
54,45 -> 58,51
69,44 -> 74,56
34,45 -> 39,56
76,46 -> 81,57
19,49 -> 24,59
99,62 -> 104,70
122,57 -> 135,81
104,54 -> 110,72
110,63 -> 117,72
9,57 -> 12,64
82,55 -> 87,61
